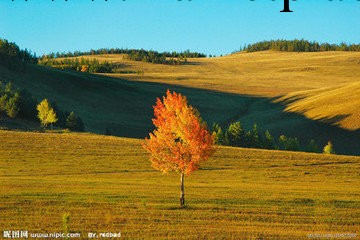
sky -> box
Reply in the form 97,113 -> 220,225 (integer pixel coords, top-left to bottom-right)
1,0 -> 360,56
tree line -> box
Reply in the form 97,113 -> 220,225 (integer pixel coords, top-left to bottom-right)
38,52 -> 194,74
0,81 -> 84,132
40,49 -> 206,65
212,121 -> 335,154
124,50 -> 189,65
0,38 -> 37,71
38,57 -> 118,73
38,57 -> 144,74
43,48 -> 206,59
241,39 -> 360,53
1,37 -> 206,70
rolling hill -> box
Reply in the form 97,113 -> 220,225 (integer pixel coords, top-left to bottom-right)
56,51 -> 360,130
0,51 -> 359,155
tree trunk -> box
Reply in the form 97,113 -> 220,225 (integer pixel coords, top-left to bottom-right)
180,173 -> 185,208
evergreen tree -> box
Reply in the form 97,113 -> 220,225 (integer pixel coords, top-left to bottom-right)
306,139 -> 319,153
278,135 -> 288,150
248,123 -> 260,148
278,135 -> 300,151
212,123 -> 224,145
66,111 -> 85,132
18,89 -> 37,120
262,130 -> 275,149
5,92 -> 20,118
225,121 -> 244,146
0,94 -> 8,114
286,137 -> 300,151
66,111 -> 77,130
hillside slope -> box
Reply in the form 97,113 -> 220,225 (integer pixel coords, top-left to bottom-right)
64,51 -> 360,130
74,51 -> 360,94
0,51 -> 359,155
0,64 -> 251,137
1,130 -> 359,239
278,82 -> 360,131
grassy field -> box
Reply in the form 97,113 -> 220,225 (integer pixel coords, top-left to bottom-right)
0,51 -> 359,155
0,130 -> 359,239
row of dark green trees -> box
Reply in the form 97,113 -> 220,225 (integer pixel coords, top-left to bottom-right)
212,122 -> 335,154
0,38 -> 37,71
241,39 -> 360,53
0,81 -> 84,132
43,48 -> 206,59
40,49 -> 206,65
38,57 -> 120,73
38,53 -> 192,74
124,50 -> 189,65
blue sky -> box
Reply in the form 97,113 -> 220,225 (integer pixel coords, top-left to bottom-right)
1,1 -> 360,56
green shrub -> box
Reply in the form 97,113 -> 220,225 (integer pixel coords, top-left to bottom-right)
323,141 -> 335,154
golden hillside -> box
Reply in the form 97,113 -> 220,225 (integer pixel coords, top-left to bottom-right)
278,82 -> 360,130
72,51 -> 360,130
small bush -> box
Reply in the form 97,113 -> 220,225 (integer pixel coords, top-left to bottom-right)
323,141 -> 335,154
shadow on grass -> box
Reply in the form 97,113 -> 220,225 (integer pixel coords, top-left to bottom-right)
2,64 -> 359,156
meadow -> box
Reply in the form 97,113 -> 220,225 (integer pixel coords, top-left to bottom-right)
1,130 -> 359,239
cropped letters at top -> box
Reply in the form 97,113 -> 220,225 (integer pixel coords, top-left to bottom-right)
281,0 -> 293,13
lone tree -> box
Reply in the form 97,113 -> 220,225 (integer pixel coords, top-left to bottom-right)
37,99 -> 58,130
143,90 -> 215,208
323,141 -> 335,154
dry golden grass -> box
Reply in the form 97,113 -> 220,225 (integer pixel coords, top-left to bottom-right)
1,130 -> 359,239
73,51 -> 360,95
70,51 -> 360,130
278,82 -> 360,130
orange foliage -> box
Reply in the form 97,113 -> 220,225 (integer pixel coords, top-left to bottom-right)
80,65 -> 88,72
143,90 -> 215,175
